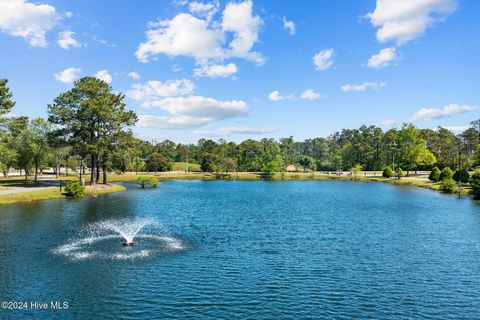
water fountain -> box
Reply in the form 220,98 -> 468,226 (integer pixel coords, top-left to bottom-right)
53,218 -> 186,261
96,219 -> 153,247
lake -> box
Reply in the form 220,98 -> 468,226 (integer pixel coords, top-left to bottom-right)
1,180 -> 479,319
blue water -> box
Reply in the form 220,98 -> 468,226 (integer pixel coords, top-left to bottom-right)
1,180 -> 480,319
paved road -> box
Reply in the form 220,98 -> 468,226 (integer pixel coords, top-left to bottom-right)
0,186 -> 54,195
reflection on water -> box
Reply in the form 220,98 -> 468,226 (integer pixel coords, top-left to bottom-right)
1,180 -> 480,319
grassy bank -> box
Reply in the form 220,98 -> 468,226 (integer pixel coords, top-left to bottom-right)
0,177 -> 126,205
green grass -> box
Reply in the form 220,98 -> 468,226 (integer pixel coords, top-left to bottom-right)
170,162 -> 201,172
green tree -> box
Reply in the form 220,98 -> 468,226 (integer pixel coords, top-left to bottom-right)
469,169 -> 480,198
395,167 -> 404,179
298,155 -> 314,172
440,178 -> 457,193
137,175 -> 159,188
351,164 -> 364,180
382,166 -> 393,178
0,79 -> 15,133
48,77 -> 137,186
453,168 -> 469,183
28,118 -> 51,182
429,167 -> 441,182
147,152 -> 170,174
439,167 -> 453,181
261,160 -> 282,178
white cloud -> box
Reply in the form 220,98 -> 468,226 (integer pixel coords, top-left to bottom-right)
57,30 -> 80,50
54,67 -> 81,83
135,0 -> 264,67
0,0 -> 59,47
222,0 -> 264,64
341,82 -> 386,92
128,71 -> 141,80
300,89 -> 322,101
367,47 -> 399,69
441,125 -> 469,133
188,1 -> 218,22
195,126 -> 276,137
367,0 -> 458,45
135,13 -> 225,63
410,104 -> 480,122
94,70 -> 112,84
137,96 -> 248,129
127,79 -> 195,101
283,17 -> 296,36
313,49 -> 334,71
381,118 -> 397,126
268,90 -> 293,102
193,63 -> 238,78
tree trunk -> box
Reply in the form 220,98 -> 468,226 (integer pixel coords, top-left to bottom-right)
90,153 -> 97,186
24,166 -> 28,181
34,161 -> 38,183
79,158 -> 83,181
102,164 -> 107,184
96,161 -> 100,183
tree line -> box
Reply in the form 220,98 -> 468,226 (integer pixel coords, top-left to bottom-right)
1,77 -> 480,185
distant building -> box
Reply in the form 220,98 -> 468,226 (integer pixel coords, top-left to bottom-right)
286,164 -> 298,172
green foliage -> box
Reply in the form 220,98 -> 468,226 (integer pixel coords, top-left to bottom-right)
429,167 -> 441,182
147,152 -> 170,173
440,178 -> 457,193
0,79 -> 15,131
136,175 -> 159,188
439,167 -> 453,181
261,160 -> 282,178
64,181 -> 86,198
395,167 -> 404,179
298,156 -> 315,172
382,166 -> 393,178
351,164 -> 364,179
453,168 -> 469,183
469,169 -> 480,197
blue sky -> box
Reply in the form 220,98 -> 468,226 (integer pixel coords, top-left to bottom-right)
0,0 -> 479,142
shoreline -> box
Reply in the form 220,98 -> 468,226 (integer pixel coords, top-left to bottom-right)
0,172 -> 472,205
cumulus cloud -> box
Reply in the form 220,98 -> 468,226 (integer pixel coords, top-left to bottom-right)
127,79 -> 195,101
410,104 -> 480,122
313,49 -> 334,71
381,118 -> 397,126
300,89 -> 322,101
441,125 -> 469,133
135,0 -> 264,68
137,96 -> 248,129
57,30 -> 80,49
94,70 -> 112,84
0,0 -> 60,47
367,0 -> 458,45
194,126 -> 276,137
268,90 -> 293,102
193,63 -> 238,78
54,67 -> 81,83
127,71 -> 140,80
367,47 -> 399,69
188,1 -> 219,22
283,17 -> 296,36
341,82 -> 386,92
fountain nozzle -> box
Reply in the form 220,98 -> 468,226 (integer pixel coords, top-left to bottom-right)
122,241 -> 137,247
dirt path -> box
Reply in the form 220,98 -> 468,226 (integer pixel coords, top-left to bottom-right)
0,186 -> 54,195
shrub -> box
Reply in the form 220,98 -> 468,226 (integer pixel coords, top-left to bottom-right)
428,167 -> 441,182
440,178 -> 457,193
136,175 -> 159,188
439,167 -> 453,181
382,166 -> 393,178
395,168 -> 404,179
64,181 -> 86,198
469,169 -> 480,198
453,168 -> 470,183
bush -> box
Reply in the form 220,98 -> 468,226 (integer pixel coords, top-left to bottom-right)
469,169 -> 480,198
440,178 -> 457,193
395,168 -> 404,179
64,181 -> 86,198
439,167 -> 453,181
429,167 -> 441,182
382,166 -> 393,178
137,175 -> 159,188
453,168 -> 470,183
